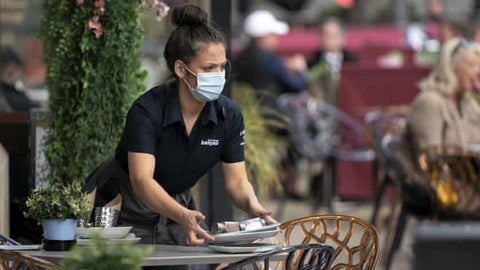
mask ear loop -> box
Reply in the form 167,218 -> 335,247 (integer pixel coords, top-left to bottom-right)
183,64 -> 197,77
181,63 -> 197,91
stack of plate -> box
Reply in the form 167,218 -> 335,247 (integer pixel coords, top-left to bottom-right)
208,223 -> 281,253
75,226 -> 141,245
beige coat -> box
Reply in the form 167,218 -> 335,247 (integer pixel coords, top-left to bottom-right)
406,89 -> 480,154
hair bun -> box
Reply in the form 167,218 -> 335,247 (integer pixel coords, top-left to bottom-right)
171,4 -> 208,27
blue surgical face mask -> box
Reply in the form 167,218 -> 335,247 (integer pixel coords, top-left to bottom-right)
182,65 -> 226,102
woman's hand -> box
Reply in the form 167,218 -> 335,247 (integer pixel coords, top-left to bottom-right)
247,201 -> 277,225
182,209 -> 215,246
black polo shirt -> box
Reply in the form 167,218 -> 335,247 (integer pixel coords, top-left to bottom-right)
115,83 -> 245,194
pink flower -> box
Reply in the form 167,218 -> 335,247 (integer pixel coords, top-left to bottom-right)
155,1 -> 170,21
76,0 -> 84,5
87,16 -> 103,39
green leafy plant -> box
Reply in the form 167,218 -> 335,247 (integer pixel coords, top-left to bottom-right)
23,182 -> 90,223
57,234 -> 152,270
231,82 -> 287,196
38,0 -> 146,186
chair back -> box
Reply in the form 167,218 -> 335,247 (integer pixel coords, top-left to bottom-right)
364,110 -> 406,173
277,92 -> 373,161
382,134 -> 437,217
222,244 -> 334,270
279,215 -> 378,270
0,250 -> 57,270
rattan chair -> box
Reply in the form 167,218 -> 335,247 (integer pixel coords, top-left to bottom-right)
222,244 -> 335,270
279,215 -> 379,270
0,250 -> 56,270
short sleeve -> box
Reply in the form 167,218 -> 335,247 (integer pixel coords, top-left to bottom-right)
125,102 -> 157,155
221,109 -> 245,163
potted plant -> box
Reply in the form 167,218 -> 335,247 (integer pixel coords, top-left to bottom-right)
24,182 -> 91,244
231,82 -> 287,196
57,234 -> 152,270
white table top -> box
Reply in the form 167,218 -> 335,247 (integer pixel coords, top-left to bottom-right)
22,244 -> 284,266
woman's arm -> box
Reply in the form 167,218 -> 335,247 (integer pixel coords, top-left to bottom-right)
221,161 -> 276,224
128,152 -> 214,245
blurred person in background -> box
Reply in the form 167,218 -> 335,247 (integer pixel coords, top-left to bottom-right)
407,38 -> 480,158
426,0 -> 445,23
307,17 -> 358,76
438,18 -> 468,45
233,10 -> 308,199
0,46 -> 38,113
234,10 -> 307,107
307,17 -> 358,103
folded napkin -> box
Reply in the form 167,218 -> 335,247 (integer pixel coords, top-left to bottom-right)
211,217 -> 266,234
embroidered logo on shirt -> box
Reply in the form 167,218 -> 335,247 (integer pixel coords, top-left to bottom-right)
201,139 -> 219,146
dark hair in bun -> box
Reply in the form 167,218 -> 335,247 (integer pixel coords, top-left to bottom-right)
164,4 -> 226,78
171,4 -> 208,27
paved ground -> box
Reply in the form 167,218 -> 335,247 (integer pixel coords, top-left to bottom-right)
260,197 -> 416,270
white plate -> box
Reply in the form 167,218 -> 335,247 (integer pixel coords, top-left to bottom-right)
0,245 -> 42,251
208,243 -> 281,253
75,226 -> 132,239
76,237 -> 141,245
243,223 -> 280,232
212,229 -> 280,244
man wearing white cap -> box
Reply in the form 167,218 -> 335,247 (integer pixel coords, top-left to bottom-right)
233,10 -> 307,199
234,10 -> 307,105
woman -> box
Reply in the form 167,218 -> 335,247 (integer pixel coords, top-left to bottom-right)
407,38 -> 480,157
87,3 -> 274,250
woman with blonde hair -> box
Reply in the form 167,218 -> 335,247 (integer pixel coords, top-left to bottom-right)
407,38 -> 480,156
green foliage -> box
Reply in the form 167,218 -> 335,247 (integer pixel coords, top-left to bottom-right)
316,4 -> 352,23
57,234 -> 152,270
24,182 -> 90,223
374,0 -> 420,24
232,82 -> 287,196
39,0 -> 146,186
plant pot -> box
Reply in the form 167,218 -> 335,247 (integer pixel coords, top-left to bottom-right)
42,219 -> 78,240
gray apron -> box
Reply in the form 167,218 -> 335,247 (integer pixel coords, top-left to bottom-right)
86,155 -> 195,245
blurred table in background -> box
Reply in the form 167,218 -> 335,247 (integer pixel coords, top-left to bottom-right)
415,221 -> 480,270
335,67 -> 431,199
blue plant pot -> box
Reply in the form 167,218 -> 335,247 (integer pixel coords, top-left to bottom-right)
42,219 -> 78,240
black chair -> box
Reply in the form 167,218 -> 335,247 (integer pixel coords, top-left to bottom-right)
276,92 -> 375,212
222,244 -> 335,270
364,111 -> 409,265
381,134 -> 437,270
364,110 -> 406,227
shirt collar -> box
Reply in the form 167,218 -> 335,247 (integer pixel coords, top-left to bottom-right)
163,87 -> 183,127
202,101 -> 219,125
163,86 -> 219,128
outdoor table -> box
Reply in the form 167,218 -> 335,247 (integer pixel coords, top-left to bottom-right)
21,244 -> 285,266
